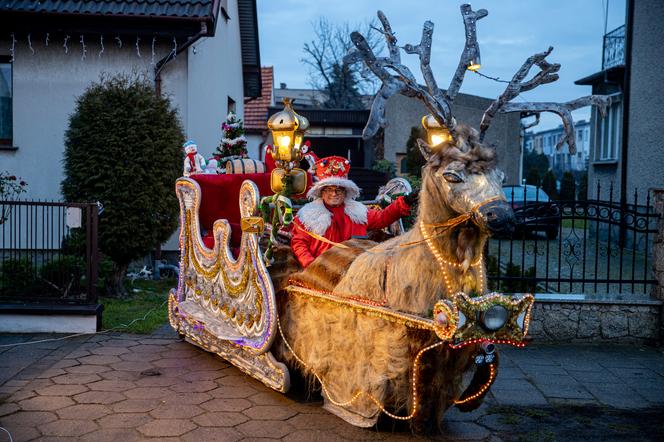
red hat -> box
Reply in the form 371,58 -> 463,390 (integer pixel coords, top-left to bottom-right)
307,156 -> 360,200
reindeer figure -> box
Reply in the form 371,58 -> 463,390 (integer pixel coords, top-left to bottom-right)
276,4 -> 610,432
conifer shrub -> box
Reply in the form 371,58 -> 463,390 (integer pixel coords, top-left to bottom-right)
62,74 -> 184,297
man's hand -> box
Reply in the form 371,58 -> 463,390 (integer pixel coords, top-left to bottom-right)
403,189 -> 420,207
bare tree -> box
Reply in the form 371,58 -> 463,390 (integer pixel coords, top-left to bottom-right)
302,17 -> 383,109
347,5 -> 610,154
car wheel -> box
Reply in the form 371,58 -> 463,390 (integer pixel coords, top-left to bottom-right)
546,227 -> 558,240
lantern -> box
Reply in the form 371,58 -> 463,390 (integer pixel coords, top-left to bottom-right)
267,98 -> 310,170
421,114 -> 454,147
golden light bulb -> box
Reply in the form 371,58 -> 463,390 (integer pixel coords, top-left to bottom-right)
278,135 -> 291,149
430,134 -> 445,146
467,63 -> 481,72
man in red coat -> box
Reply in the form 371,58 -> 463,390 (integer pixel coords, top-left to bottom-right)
291,156 -> 414,268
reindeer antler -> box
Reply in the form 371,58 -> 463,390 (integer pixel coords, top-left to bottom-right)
347,4 -> 487,140
500,96 -> 610,154
479,47 -> 610,154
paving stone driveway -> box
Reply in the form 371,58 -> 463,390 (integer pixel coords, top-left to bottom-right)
1,326 -> 664,441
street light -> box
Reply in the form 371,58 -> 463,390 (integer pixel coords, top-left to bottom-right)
421,114 -> 454,147
267,98 -> 309,194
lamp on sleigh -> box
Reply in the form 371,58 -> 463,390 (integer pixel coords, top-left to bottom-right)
267,98 -> 309,195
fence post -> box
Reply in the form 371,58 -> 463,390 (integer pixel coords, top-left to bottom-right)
653,189 -> 664,300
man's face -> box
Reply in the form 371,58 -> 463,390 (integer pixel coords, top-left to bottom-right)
321,186 -> 346,207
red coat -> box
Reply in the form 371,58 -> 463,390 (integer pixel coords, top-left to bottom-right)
291,197 -> 411,268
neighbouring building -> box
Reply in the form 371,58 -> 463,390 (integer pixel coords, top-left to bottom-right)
575,0 -> 664,200
384,94 -> 522,185
244,66 -> 274,159
0,0 -> 261,201
524,120 -> 591,175
273,84 -> 328,109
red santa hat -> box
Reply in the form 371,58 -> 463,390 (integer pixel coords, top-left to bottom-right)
307,156 -> 360,200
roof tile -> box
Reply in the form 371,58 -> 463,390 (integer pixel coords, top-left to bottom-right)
244,66 -> 273,130
0,0 -> 214,19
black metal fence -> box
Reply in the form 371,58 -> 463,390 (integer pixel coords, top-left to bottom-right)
486,182 -> 659,295
0,200 -> 98,304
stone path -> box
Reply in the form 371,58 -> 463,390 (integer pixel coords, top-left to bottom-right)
1,327 -> 664,441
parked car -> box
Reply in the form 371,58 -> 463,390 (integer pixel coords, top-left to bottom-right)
502,185 -> 561,239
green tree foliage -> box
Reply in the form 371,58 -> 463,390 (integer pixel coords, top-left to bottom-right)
371,159 -> 396,178
405,126 -> 427,178
61,74 -> 184,297
541,170 -> 558,200
577,171 -> 588,201
323,63 -> 364,109
523,149 -> 549,182
559,172 -> 576,201
526,167 -> 541,187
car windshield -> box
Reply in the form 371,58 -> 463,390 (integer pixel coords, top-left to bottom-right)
503,185 -> 550,202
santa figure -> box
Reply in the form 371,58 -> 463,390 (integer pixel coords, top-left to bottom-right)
183,140 -> 206,177
291,156 -> 416,268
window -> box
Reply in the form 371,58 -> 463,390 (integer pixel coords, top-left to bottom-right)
595,95 -> 622,161
0,56 -> 12,146
227,96 -> 236,114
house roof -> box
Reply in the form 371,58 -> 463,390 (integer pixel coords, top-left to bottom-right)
0,0 -> 221,37
266,106 -> 369,128
0,0 -> 216,19
244,66 -> 273,132
575,65 -> 625,86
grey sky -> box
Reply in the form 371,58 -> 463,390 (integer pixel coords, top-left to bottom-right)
257,0 -> 625,130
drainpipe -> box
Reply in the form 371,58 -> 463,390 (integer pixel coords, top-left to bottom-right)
154,22 -> 208,96
619,0 -> 634,246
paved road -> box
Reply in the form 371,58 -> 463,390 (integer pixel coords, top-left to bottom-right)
1,327 -> 663,441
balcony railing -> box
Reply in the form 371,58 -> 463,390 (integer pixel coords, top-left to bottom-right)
603,25 -> 625,69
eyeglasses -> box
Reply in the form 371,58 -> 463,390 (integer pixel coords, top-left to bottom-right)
322,186 -> 346,195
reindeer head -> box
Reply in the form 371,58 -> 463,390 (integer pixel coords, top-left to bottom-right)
418,124 -> 515,238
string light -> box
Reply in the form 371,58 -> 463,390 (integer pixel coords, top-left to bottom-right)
277,313 -> 444,420
151,36 -> 156,65
99,36 -> 104,58
27,33 -> 34,55
135,36 -> 141,57
116,35 -> 122,48
454,364 -> 496,404
45,33 -> 49,47
63,35 -> 70,54
172,37 -> 177,58
80,35 -> 86,60
9,33 -> 15,62
419,221 -> 484,297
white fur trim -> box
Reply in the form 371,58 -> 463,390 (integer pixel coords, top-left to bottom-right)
307,177 -> 361,200
297,198 -> 368,236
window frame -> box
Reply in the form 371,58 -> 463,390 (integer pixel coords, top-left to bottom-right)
593,93 -> 623,163
0,55 -> 13,148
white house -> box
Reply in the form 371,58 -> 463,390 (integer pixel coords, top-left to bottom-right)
0,0 -> 262,200
0,1 -> 261,332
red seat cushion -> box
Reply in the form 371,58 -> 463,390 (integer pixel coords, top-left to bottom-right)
191,173 -> 311,250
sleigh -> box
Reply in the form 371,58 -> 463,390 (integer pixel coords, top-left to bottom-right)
169,173 -> 534,428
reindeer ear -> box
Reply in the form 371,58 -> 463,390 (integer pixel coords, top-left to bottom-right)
417,138 -> 434,162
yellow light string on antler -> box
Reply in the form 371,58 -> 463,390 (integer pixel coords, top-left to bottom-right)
277,315 -> 443,420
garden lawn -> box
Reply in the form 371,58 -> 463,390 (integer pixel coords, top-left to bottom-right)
100,278 -> 176,334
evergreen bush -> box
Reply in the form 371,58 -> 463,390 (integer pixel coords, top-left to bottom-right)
560,172 -> 576,201
405,126 -> 427,178
62,74 -> 184,297
541,170 -> 558,200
